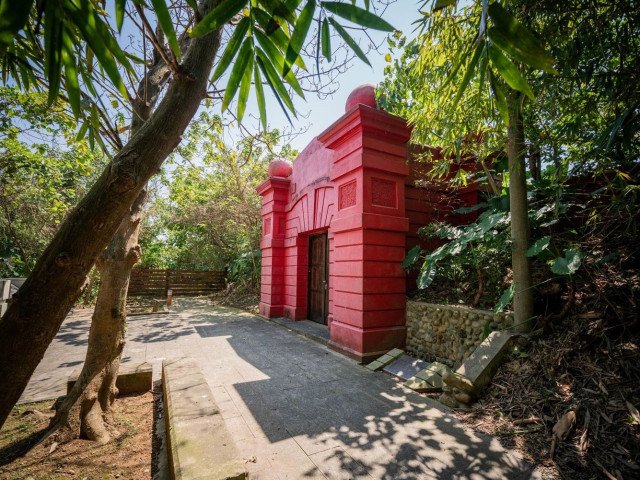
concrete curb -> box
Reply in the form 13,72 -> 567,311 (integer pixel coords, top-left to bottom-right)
162,357 -> 246,480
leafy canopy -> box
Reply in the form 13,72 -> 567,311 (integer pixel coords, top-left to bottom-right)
0,0 -> 397,143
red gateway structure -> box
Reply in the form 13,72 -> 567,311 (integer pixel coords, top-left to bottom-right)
257,85 -> 478,362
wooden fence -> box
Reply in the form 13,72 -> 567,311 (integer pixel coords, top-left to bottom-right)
127,268 -> 226,297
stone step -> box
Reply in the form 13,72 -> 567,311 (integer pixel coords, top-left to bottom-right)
404,362 -> 452,392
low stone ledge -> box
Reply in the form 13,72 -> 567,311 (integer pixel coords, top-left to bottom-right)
441,331 -> 516,407
163,357 -> 246,480
67,362 -> 152,395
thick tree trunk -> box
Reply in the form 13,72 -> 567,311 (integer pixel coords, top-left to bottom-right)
51,191 -> 146,443
507,90 -> 534,332
0,0 -> 222,428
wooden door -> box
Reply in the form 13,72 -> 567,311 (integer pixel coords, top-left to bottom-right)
308,233 -> 328,324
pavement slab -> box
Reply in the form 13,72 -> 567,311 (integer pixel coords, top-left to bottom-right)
17,298 -> 534,479
383,354 -> 428,381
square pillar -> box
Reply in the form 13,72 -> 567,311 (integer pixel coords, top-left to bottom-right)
256,176 -> 290,318
319,104 -> 412,362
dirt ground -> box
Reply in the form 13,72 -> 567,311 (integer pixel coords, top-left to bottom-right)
210,285 -> 259,314
0,393 -> 153,480
450,314 -> 640,480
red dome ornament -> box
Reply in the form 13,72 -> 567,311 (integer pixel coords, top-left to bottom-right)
268,159 -> 293,178
345,84 -> 377,111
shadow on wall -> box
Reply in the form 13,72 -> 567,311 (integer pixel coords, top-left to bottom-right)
195,318 -> 531,479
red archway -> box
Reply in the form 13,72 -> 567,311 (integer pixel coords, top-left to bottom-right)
256,86 -> 478,362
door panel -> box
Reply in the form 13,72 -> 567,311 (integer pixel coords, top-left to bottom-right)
308,233 -> 328,324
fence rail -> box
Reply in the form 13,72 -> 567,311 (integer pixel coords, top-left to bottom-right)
128,268 -> 226,297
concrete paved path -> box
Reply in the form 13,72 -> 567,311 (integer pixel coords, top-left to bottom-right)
20,299 -> 533,479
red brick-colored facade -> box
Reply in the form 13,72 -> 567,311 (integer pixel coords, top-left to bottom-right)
257,93 -> 478,362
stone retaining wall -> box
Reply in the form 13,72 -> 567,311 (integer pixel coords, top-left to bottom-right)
406,301 -> 513,366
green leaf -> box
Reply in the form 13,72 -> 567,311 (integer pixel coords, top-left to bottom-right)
115,0 -> 126,32
253,8 -> 307,70
150,0 -> 181,58
0,0 -> 34,52
321,2 -> 394,31
64,1 -> 129,97
487,3 -> 556,74
236,52 -> 253,122
259,0 -> 297,24
253,6 -> 287,38
489,69 -> 509,125
487,26 -> 557,74
321,18 -> 331,61
328,17 -> 370,66
76,120 -> 90,141
550,249 -> 584,275
526,236 -> 551,257
494,283 -> 515,312
61,33 -> 81,117
212,16 -> 250,81
487,43 -> 534,100
284,0 -> 315,76
253,63 -> 267,131
221,38 -> 253,112
44,1 -> 64,105
434,0 -> 456,11
192,0 -> 247,37
254,29 -> 304,97
417,260 -> 437,289
453,42 -> 483,107
256,48 -> 295,114
402,245 -> 421,269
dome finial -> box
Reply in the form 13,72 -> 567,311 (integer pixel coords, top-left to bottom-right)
345,84 -> 377,111
268,158 -> 293,178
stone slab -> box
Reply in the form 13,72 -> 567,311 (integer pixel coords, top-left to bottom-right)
163,357 -> 246,480
364,348 -> 404,371
67,362 -> 152,395
404,362 -> 452,392
382,354 -> 428,381
448,331 -> 516,392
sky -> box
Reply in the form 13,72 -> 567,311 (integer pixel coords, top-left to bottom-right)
223,1 -> 423,152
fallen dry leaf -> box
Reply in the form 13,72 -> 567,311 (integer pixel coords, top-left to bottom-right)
550,410 -> 577,458
553,410 -> 577,440
625,400 -> 640,424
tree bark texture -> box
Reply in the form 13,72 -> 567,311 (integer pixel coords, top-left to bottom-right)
0,0 -> 222,428
56,191 -> 146,443
507,90 -> 535,332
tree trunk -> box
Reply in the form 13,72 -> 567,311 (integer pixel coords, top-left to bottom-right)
0,0 -> 223,428
51,191 -> 146,443
507,90 -> 534,332
50,21 -> 174,442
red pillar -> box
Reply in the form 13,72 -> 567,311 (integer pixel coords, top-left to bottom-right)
256,173 -> 290,318
319,104 -> 412,362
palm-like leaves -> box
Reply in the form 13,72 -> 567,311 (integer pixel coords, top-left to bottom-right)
199,0 -> 396,124
0,0 -> 396,141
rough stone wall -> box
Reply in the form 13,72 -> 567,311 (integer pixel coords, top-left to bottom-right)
406,301 -> 513,366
